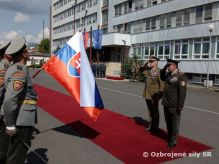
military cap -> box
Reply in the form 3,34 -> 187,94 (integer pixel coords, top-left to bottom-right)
166,58 -> 180,65
5,35 -> 26,57
0,40 -> 11,56
149,55 -> 160,61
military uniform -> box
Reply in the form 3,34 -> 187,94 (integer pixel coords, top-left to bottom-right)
0,41 -> 11,163
161,59 -> 187,148
2,35 -> 38,164
140,56 -> 164,132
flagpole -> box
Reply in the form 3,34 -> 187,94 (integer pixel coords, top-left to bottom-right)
84,27 -> 86,47
90,26 -> 92,63
97,25 -> 100,65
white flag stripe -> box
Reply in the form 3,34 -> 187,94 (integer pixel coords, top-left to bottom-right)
67,32 -> 96,107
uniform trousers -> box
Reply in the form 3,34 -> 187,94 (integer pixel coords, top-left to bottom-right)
164,106 -> 181,144
6,126 -> 33,164
145,93 -> 160,130
0,116 -> 9,164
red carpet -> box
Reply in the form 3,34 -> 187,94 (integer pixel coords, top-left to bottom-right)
35,84 -> 212,164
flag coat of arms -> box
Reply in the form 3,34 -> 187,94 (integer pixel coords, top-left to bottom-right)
43,32 -> 104,120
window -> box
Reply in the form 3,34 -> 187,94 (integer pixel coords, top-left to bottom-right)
115,4 -> 122,16
150,43 -> 156,56
182,40 -> 189,58
164,41 -> 171,59
102,11 -> 108,25
128,0 -> 133,9
147,0 -> 151,7
202,37 -> 210,58
176,11 -> 182,26
144,44 -> 150,59
174,40 -> 189,59
196,6 -> 203,23
145,18 -> 150,31
193,38 -> 210,59
152,0 -> 157,5
151,17 -> 156,30
215,75 -> 219,84
135,0 -> 140,10
103,0 -> 108,7
133,45 -> 142,57
204,4 -> 212,21
160,15 -> 165,29
184,9 -> 190,25
124,2 -> 129,14
174,41 -> 181,59
158,42 -> 164,59
137,47 -> 142,57
216,37 -> 219,59
166,14 -> 172,28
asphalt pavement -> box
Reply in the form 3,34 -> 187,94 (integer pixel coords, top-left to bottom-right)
28,70 -> 219,164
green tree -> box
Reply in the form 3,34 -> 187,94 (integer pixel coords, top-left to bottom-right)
38,38 -> 50,53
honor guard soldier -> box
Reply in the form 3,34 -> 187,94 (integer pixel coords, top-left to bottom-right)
160,59 -> 187,148
2,35 -> 38,164
140,56 -> 164,133
0,40 -> 11,164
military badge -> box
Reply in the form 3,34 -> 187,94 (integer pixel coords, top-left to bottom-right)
13,80 -> 24,91
181,81 -> 186,86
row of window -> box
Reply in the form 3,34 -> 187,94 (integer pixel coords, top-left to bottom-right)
114,0 -> 171,17
53,0 -> 98,23
192,74 -> 219,84
53,37 -> 71,49
53,13 -> 97,35
53,0 -> 73,10
132,37 -> 219,60
114,3 -> 215,34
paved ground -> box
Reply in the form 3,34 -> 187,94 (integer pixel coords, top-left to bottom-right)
28,70 -> 219,164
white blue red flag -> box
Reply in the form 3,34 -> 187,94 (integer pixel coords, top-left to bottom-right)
43,32 -> 104,120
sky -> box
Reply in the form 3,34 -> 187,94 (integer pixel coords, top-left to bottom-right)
0,0 -> 51,44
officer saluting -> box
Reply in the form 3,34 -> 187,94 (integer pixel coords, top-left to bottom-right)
2,35 -> 38,164
0,40 -> 11,164
140,56 -> 164,133
161,59 -> 187,148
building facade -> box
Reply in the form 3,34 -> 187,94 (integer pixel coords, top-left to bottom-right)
51,0 -> 219,84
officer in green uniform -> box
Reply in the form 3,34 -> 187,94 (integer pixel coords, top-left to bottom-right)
160,59 -> 187,148
2,35 -> 38,164
140,56 -> 164,133
0,40 -> 11,164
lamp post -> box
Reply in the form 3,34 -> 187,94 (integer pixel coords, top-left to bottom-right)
206,24 -> 214,88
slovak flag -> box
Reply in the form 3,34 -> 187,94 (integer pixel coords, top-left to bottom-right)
43,32 -> 104,120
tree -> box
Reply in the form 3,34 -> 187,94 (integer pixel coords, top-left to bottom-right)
38,38 -> 50,53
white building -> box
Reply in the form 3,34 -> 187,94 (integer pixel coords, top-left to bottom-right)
51,0 -> 219,84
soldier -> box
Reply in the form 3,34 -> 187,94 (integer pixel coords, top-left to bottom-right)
160,59 -> 187,148
2,35 -> 38,164
0,40 -> 11,164
131,59 -> 140,82
140,56 -> 164,133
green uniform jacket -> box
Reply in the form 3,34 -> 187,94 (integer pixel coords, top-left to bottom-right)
142,66 -> 164,100
161,69 -> 187,109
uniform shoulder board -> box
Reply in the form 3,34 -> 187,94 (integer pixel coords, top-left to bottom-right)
12,71 -> 25,78
17,65 -> 23,70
